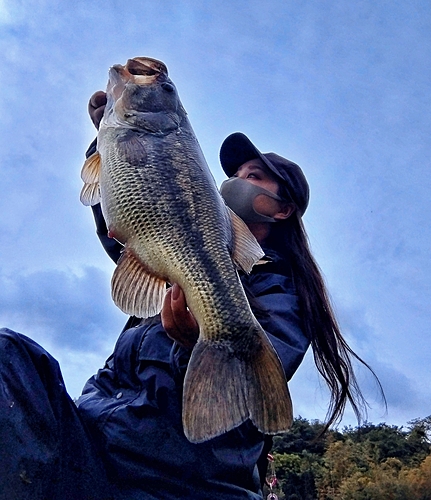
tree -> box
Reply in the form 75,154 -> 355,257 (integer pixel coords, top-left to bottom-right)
343,422 -> 413,463
317,438 -> 370,499
406,416 -> 431,464
268,416 -> 431,499
403,455 -> 431,499
270,451 -> 320,500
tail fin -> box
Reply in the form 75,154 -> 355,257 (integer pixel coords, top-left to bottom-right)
182,326 -> 293,443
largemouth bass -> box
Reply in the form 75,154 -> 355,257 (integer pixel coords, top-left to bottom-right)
80,57 -> 293,443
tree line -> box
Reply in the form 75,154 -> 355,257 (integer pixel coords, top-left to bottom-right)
264,416 -> 431,500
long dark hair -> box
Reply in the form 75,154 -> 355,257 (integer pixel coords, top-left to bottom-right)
266,186 -> 385,431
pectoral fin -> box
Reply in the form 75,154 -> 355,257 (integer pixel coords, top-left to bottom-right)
80,152 -> 101,206
228,207 -> 265,273
112,246 -> 167,318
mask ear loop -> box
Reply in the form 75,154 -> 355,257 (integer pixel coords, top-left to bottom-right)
251,189 -> 285,223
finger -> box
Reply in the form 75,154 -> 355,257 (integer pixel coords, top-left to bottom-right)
162,285 -> 199,348
161,288 -> 176,333
88,91 -> 107,129
89,91 -> 107,110
170,285 -> 199,336
90,106 -> 106,129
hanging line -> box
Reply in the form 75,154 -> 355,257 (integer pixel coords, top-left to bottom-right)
266,453 -> 278,500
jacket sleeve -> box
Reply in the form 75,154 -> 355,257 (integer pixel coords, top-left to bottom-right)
243,270 -> 309,381
85,139 -> 124,264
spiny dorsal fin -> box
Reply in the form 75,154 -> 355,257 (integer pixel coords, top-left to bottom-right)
227,206 -> 265,273
112,246 -> 167,318
80,152 -> 101,206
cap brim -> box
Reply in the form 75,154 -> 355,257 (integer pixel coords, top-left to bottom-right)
220,133 -> 262,176
220,132 -> 285,182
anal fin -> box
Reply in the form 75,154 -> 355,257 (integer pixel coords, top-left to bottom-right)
112,246 -> 167,318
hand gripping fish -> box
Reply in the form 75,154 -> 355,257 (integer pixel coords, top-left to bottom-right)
80,57 -> 293,443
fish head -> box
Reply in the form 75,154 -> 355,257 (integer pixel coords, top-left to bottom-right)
102,57 -> 185,130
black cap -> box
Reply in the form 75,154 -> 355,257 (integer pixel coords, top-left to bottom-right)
220,132 -> 309,215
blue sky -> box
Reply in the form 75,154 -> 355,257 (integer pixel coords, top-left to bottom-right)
0,0 -> 430,429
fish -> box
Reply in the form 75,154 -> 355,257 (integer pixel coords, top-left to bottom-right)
80,57 -> 293,443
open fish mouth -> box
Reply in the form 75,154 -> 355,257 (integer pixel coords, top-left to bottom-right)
109,57 -> 168,87
106,57 -> 170,106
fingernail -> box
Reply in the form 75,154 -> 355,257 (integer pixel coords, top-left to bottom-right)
172,283 -> 180,300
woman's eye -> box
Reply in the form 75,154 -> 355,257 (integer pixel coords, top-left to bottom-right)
247,173 -> 258,179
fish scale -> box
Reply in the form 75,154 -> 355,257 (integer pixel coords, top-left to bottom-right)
80,56 -> 293,442
103,129 -> 247,335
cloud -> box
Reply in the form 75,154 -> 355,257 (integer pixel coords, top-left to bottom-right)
290,348 -> 426,429
345,306 -> 430,422
289,297 -> 428,428
0,0 -> 430,426
0,266 -> 125,351
366,361 -> 420,410
0,0 -> 24,25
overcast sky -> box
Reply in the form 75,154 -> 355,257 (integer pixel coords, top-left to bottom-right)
1,0 -> 430,429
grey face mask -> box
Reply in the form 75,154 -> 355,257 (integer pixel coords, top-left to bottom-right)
220,177 -> 283,223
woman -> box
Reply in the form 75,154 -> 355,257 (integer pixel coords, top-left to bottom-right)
164,131 -> 374,438
218,132 -> 374,430
0,94 -> 376,500
80,90 -> 377,498
75,101 -> 312,499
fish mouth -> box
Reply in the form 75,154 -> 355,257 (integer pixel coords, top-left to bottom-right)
106,57 -> 169,101
126,57 -> 168,79
110,57 -> 167,85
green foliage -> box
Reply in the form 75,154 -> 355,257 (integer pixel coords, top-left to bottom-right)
272,416 -> 328,456
265,416 -> 431,500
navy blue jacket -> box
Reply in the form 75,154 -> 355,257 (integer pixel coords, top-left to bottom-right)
75,201 -> 309,499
